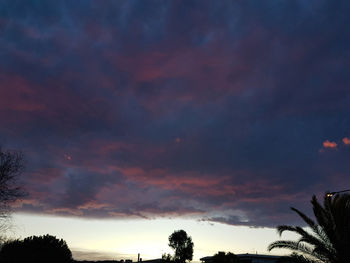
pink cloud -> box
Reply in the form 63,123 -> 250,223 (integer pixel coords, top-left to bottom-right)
118,167 -> 287,204
342,137 -> 350,145
323,140 -> 337,149
0,74 -> 46,113
25,167 -> 63,184
77,201 -> 111,210
106,42 -> 245,102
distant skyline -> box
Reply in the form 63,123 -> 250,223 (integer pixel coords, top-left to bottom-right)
1,0 -> 350,261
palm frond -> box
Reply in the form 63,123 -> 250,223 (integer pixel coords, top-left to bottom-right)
291,206 -> 334,254
290,207 -> 316,229
269,194 -> 350,263
276,224 -> 334,258
268,240 -> 311,254
269,241 -> 328,263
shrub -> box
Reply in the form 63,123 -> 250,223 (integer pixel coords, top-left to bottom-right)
0,234 -> 73,263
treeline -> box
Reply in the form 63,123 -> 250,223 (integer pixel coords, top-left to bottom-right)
0,234 -> 73,263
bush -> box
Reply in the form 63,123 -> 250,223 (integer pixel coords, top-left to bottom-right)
0,234 -> 73,263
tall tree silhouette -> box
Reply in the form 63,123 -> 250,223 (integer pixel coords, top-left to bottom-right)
0,148 -> 25,234
268,194 -> 350,263
168,230 -> 194,263
0,234 -> 73,263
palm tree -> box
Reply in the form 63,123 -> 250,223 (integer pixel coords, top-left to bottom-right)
268,194 -> 350,263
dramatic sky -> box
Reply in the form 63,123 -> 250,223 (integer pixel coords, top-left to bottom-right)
1,0 -> 350,261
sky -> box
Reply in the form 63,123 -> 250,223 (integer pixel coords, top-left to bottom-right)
1,0 -> 350,261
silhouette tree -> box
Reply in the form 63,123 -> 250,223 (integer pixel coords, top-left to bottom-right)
268,194 -> 350,263
0,234 -> 73,263
0,148 -> 25,234
162,253 -> 173,263
212,252 -> 239,263
168,230 -> 194,263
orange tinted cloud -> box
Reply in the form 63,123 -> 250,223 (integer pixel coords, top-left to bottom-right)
323,140 -> 337,148
343,137 -> 350,145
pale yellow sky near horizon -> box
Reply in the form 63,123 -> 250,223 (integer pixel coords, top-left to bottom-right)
8,213 -> 298,261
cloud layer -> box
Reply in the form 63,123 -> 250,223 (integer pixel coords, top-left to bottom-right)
1,0 -> 350,227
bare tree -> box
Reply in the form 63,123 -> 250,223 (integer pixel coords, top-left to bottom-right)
0,148 -> 25,234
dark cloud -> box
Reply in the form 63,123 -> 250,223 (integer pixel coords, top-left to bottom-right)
1,0 -> 350,227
